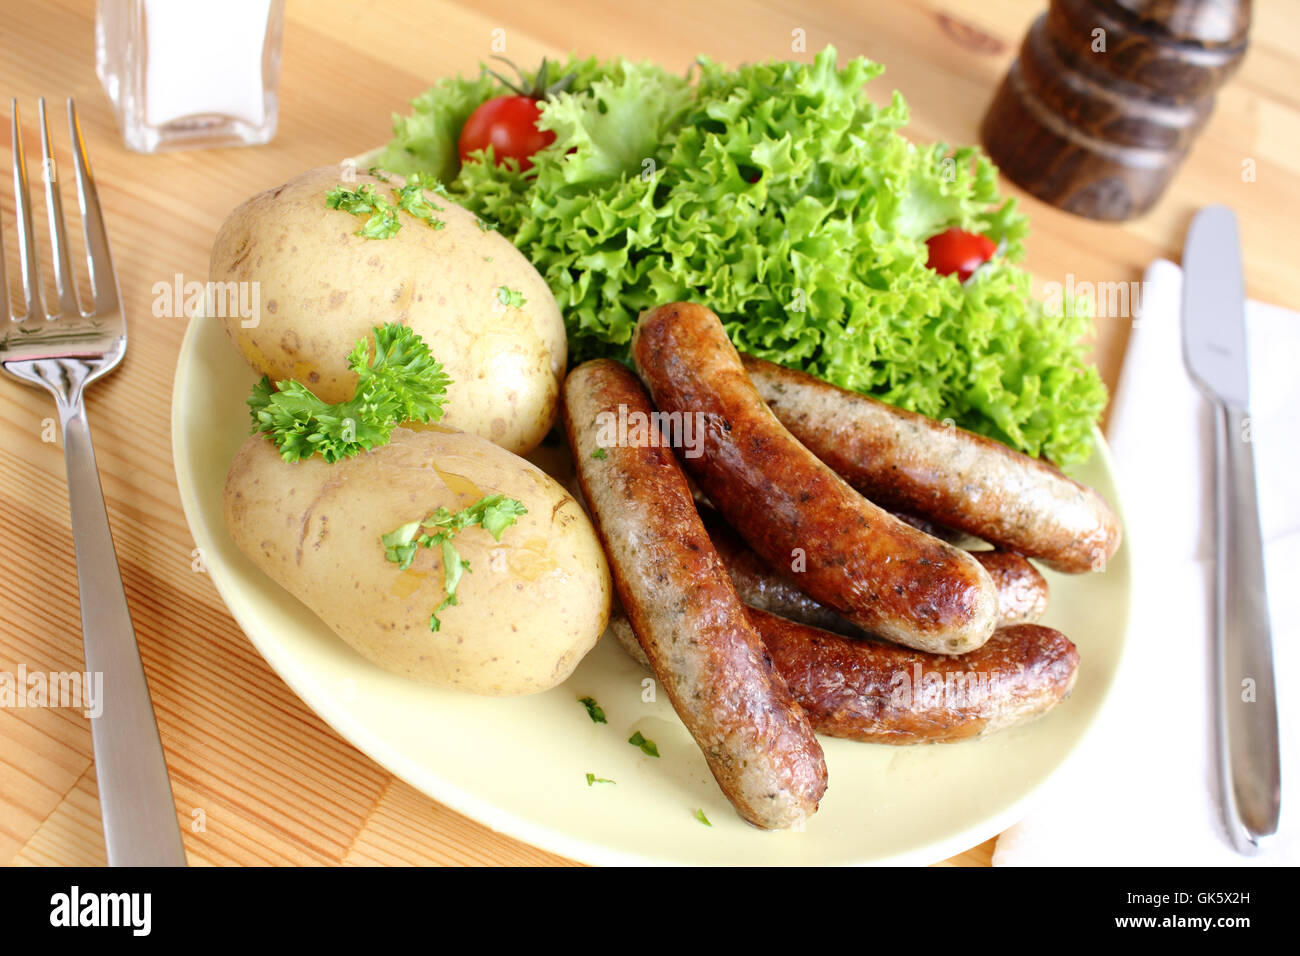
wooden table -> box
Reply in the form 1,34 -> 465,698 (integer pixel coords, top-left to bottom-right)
2,0 -> 1296,867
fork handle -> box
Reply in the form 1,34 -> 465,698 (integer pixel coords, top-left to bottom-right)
59,398 -> 187,866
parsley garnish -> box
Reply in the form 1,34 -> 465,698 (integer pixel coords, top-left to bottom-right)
407,172 -> 451,197
327,174 -> 449,238
325,184 -> 400,239
585,774 -> 615,787
628,731 -> 659,758
496,286 -> 526,309
381,494 -> 528,631
590,447 -> 608,460
578,696 -> 607,724
324,183 -> 381,215
394,180 -> 446,229
694,809 -> 712,827
359,209 -> 401,239
247,324 -> 450,463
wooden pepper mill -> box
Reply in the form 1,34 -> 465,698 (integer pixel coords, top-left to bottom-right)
980,0 -> 1251,220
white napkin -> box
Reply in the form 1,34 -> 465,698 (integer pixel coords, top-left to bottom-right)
993,258 -> 1299,866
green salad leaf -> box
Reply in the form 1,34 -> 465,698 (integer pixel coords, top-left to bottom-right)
379,47 -> 1106,463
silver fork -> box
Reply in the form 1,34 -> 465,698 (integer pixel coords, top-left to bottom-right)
1,98 -> 186,866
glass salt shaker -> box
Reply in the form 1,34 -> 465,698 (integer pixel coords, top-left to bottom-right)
95,0 -> 286,153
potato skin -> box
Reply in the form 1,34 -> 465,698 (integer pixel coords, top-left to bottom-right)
223,427 -> 611,695
210,166 -> 565,455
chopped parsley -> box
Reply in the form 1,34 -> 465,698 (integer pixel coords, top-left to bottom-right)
628,731 -> 659,758
325,184 -> 400,239
496,286 -> 527,309
381,494 -> 528,631
326,173 -> 449,238
407,172 -> 451,197
585,773 -> 615,787
394,180 -> 446,229
578,696 -> 607,724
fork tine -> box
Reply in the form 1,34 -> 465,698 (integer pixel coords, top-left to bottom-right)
39,98 -> 80,317
66,98 -> 118,313
10,99 -> 45,320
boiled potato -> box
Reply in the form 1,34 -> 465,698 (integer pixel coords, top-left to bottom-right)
210,166 -> 565,455
223,426 -> 611,695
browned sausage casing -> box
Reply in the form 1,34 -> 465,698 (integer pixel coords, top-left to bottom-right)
704,508 -> 1049,629
606,610 -> 1078,743
563,359 -> 826,829
972,550 -> 1050,625
889,510 -> 977,546
882,514 -> 1051,622
701,509 -> 861,636
750,612 -> 1079,743
742,354 -> 1122,574
631,302 -> 998,655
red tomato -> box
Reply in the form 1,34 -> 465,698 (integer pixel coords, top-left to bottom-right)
925,228 -> 996,282
458,95 -> 555,171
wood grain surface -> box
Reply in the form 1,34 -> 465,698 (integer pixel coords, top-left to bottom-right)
1,0 -> 1296,867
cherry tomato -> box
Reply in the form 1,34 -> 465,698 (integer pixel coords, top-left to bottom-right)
925,227 -> 996,282
458,95 -> 555,171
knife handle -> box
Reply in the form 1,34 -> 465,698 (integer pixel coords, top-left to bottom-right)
1214,402 -> 1281,850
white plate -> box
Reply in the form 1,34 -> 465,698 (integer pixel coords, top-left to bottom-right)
172,313 -> 1131,865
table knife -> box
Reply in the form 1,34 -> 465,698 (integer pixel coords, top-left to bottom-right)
1181,204 -> 1281,852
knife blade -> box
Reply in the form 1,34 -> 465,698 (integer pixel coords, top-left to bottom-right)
1183,207 -> 1248,406
1181,205 -> 1281,852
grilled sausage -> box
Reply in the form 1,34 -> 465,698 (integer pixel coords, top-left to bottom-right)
607,609 -> 1078,743
704,508 -> 1049,629
701,509 -> 860,636
742,354 -> 1122,574
889,510 -> 977,547
751,612 -> 1079,743
631,302 -> 998,655
563,358 -> 826,829
971,549 -> 1049,625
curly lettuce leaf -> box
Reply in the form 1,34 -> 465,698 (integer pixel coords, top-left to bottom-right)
382,47 -> 1106,464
